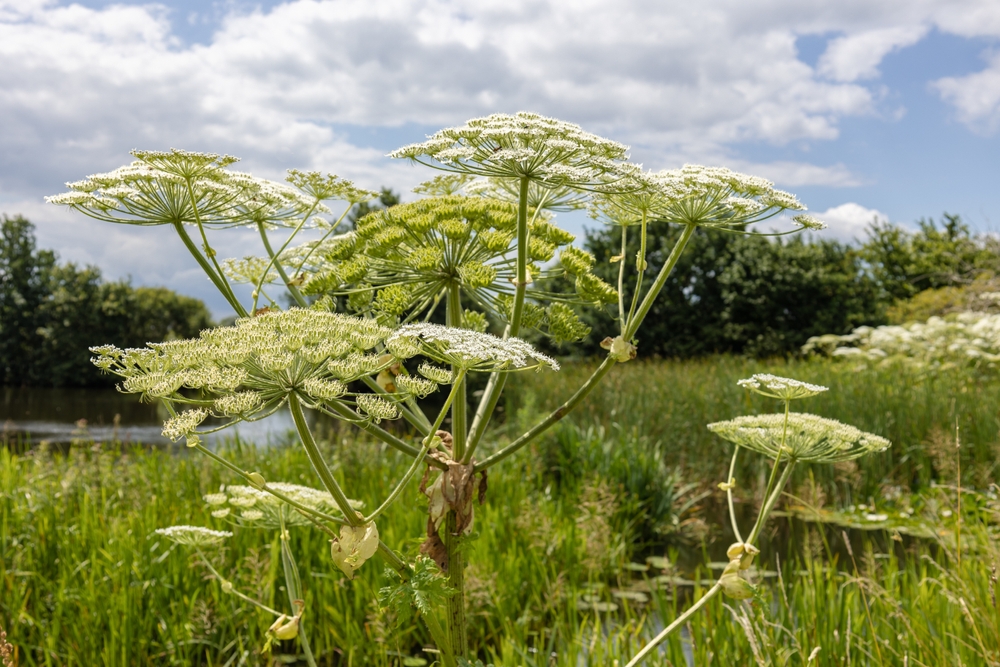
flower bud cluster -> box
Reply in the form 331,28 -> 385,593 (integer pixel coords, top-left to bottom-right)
282,194 -> 602,340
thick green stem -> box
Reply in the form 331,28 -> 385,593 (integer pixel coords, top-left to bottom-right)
184,180 -> 246,315
625,583 -> 723,667
624,223 -> 695,339
746,401 -> 791,546
444,511 -> 468,658
474,356 -> 616,472
172,221 -> 248,317
289,393 -> 361,525
446,284 -> 467,461
442,284 -> 470,659
508,176 -> 530,337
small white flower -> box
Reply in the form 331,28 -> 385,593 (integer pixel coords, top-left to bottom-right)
203,493 -> 228,506
162,409 -> 208,441
154,525 -> 232,546
389,323 -> 559,372
737,374 -> 828,401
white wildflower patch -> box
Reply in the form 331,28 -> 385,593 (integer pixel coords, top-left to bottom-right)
737,374 -> 828,401
803,312 -> 1000,370
389,323 -> 560,373
708,413 -> 890,463
154,525 -> 232,547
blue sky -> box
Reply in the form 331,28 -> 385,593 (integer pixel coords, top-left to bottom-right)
2,0 -> 1000,315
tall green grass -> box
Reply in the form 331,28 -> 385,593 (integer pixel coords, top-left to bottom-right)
2,357 -> 998,665
502,357 -> 1000,498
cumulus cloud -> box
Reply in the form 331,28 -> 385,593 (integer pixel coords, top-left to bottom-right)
2,0 -> 1000,311
814,202 -> 886,241
818,26 -> 928,82
933,52 -> 1000,133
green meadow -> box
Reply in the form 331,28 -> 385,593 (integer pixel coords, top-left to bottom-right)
2,357 -> 998,666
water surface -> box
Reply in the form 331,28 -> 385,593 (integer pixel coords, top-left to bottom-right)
1,386 -> 297,447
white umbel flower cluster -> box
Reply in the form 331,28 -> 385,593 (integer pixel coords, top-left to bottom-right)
207,483 -> 362,529
708,413 -> 890,463
47,149 -> 375,229
390,112 -> 630,188
736,374 -> 828,401
638,165 -> 821,230
803,312 -> 1000,370
91,309 -> 449,438
388,323 -> 560,372
154,525 -> 232,546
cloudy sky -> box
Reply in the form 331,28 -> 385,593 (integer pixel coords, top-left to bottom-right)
3,0 -> 1000,315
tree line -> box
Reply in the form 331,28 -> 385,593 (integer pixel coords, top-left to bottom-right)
4,204 -> 992,387
1,215 -> 213,387
566,212 -> 999,358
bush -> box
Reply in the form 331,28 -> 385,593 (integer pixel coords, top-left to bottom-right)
0,215 -> 213,386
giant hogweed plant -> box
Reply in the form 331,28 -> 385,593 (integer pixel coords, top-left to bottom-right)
49,112 -> 886,666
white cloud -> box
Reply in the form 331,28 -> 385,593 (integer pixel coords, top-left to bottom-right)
933,51 -> 1000,133
3,0 -> 1000,309
818,26 -> 928,82
814,202 -> 886,241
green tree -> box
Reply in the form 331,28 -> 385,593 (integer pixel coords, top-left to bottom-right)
0,216 -> 214,386
0,215 -> 57,384
572,225 -> 883,358
860,213 -> 997,301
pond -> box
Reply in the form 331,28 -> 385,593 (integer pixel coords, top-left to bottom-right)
1,386 -> 299,447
